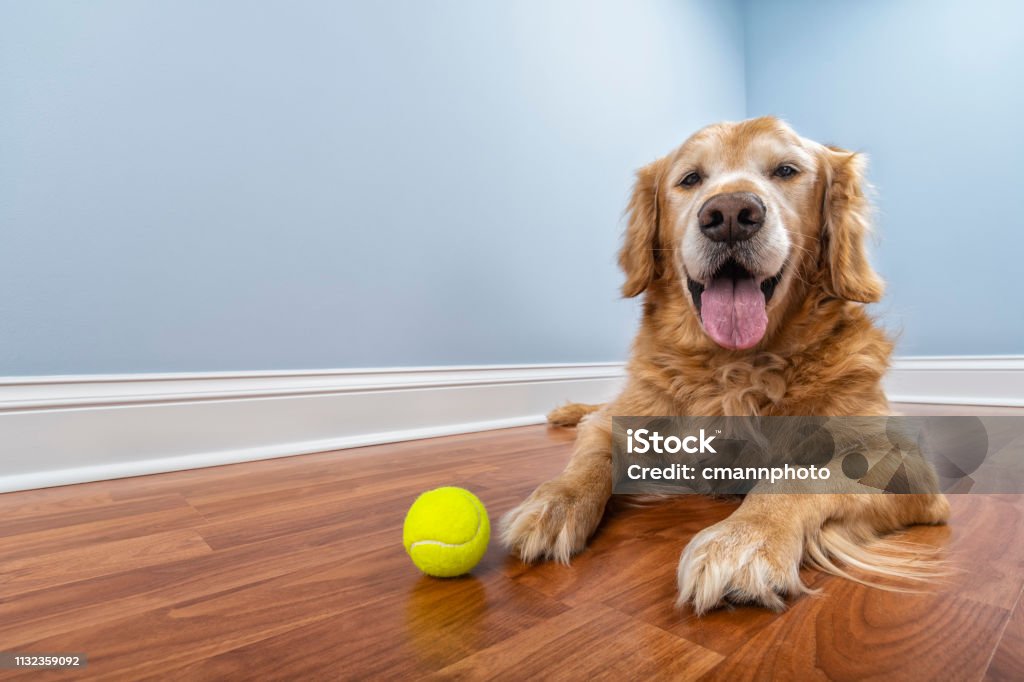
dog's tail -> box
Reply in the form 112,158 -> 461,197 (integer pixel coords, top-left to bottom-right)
546,402 -> 604,427
804,521 -> 951,590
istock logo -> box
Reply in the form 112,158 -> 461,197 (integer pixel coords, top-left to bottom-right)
626,428 -> 717,455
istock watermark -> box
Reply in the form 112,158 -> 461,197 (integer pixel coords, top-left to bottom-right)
611,416 -> 1023,495
625,427 -> 718,455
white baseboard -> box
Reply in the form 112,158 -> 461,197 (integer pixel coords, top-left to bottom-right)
885,356 -> 1024,407
0,356 -> 1020,493
0,364 -> 625,493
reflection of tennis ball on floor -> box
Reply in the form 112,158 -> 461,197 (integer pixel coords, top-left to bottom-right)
403,487 -> 489,577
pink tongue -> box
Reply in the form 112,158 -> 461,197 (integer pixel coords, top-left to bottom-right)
700,277 -> 768,350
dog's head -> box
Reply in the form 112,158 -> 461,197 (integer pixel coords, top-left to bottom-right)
620,116 -> 883,350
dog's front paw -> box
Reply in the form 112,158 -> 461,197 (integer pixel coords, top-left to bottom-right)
500,478 -> 606,564
676,517 -> 807,615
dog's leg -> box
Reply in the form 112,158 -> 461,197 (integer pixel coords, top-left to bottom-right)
501,412 -> 613,563
676,490 -> 950,614
546,402 -> 604,427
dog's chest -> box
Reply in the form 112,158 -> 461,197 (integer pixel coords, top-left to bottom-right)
664,355 -> 796,416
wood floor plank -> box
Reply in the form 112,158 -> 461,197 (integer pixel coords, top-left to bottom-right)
0,529 -> 212,598
194,474 -> 476,550
986,592 -> 1024,681
0,521 -> 387,648
0,491 -> 115,523
145,571 -> 568,681
188,450 -> 501,523
910,494 -> 1024,611
699,577 -> 1011,681
432,602 -> 723,681
0,493 -> 189,537
0,494 -> 205,562
9,543 -> 562,682
0,419 -> 1020,679
6,546 -> 410,680
192,443 -> 567,551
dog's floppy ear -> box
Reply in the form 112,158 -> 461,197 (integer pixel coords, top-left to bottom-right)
820,147 -> 884,303
619,158 -> 666,298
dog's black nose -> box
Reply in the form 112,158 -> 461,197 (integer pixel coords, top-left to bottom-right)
698,192 -> 765,244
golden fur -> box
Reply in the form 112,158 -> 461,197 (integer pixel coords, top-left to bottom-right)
502,117 -> 949,614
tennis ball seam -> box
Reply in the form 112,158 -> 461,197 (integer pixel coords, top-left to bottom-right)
407,488 -> 483,550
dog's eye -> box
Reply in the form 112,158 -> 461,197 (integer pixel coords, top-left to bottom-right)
679,172 -> 702,187
773,164 -> 798,178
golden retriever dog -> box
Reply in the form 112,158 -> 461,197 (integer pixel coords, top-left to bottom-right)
501,117 -> 949,614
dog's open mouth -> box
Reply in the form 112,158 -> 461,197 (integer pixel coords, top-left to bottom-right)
686,260 -> 783,350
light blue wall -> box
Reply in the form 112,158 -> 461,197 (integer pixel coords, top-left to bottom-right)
6,1 -> 1016,376
743,0 -> 1024,356
0,0 -> 746,375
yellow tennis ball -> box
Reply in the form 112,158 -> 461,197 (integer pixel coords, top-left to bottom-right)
403,486 -> 490,577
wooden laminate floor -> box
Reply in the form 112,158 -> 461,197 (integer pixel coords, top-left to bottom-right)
1,405 -> 1023,680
